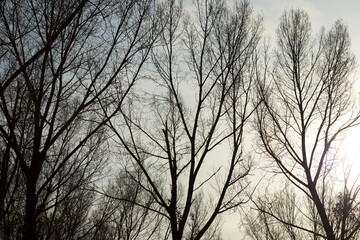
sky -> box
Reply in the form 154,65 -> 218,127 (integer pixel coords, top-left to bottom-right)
221,1 -> 360,239
252,0 -> 360,59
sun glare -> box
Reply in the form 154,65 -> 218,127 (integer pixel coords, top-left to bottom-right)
336,126 -> 360,187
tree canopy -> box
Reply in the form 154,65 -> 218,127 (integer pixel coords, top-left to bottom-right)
0,1 -> 359,239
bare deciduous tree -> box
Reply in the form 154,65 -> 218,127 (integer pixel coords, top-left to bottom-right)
89,169 -> 167,240
246,178 -> 360,240
244,185 -> 306,240
255,8 -> 360,240
0,0 -> 159,239
107,0 -> 262,239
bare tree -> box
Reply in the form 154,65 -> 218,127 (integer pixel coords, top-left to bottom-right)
255,8 -> 360,240
329,172 -> 360,240
0,0 -> 159,239
106,0 -> 262,239
246,178 -> 360,240
88,168 -> 167,240
39,184 -> 95,240
245,182 -> 324,240
184,192 -> 223,240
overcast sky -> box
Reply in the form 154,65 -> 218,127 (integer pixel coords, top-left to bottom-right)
222,1 -> 360,239
252,0 -> 360,61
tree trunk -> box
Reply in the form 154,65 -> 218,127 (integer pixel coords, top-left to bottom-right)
308,183 -> 335,240
0,145 -> 10,216
23,178 -> 38,240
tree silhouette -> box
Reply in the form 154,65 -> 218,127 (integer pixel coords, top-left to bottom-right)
88,169 -> 167,240
254,8 -> 360,240
107,0 -> 262,239
244,185 -> 306,240
246,178 -> 360,240
0,0 -> 159,239
2,1 -> 360,239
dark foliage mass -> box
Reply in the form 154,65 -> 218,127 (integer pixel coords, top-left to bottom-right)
0,0 -> 359,240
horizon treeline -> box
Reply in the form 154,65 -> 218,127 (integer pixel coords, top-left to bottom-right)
0,0 -> 359,239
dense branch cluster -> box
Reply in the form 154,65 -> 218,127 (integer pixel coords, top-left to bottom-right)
0,0 -> 359,240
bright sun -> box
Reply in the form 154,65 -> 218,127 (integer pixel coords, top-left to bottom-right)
335,125 -> 360,187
